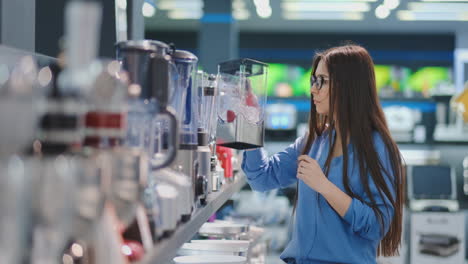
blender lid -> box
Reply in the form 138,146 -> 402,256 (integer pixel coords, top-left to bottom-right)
116,40 -> 170,54
218,58 -> 267,76
173,50 -> 198,62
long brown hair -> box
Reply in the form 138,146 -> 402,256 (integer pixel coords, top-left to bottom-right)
300,45 -> 405,256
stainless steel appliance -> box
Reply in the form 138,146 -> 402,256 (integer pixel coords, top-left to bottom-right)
117,40 -> 181,239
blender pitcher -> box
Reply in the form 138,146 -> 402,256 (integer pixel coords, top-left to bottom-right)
172,50 -> 199,148
116,40 -> 178,170
197,71 -> 218,197
171,50 -> 206,205
216,59 -> 268,149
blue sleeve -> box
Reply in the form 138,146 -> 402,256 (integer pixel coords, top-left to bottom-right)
343,134 -> 396,241
241,136 -> 306,192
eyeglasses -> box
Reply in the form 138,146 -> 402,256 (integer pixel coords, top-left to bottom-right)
310,75 -> 329,91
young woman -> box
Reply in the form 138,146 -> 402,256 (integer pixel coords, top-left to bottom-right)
242,45 -> 405,264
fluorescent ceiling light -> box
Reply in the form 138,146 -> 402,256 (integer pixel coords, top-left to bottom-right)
397,10 -> 468,20
282,0 -> 376,2
282,2 -> 370,12
116,0 -> 127,10
254,0 -> 272,18
158,0 -> 202,10
383,0 -> 400,9
283,11 -> 364,20
233,0 -> 246,10
257,6 -> 273,18
408,2 -> 468,12
233,9 -> 250,20
167,10 -> 202,20
375,5 -> 391,19
142,2 -> 156,17
421,0 -> 468,2
254,0 -> 270,9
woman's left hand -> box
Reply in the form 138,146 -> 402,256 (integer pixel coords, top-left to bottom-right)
297,155 -> 330,194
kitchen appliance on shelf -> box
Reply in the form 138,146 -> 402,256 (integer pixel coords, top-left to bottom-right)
411,212 -> 465,264
82,58 -> 153,261
171,50 -> 208,207
216,59 -> 268,150
407,165 -> 458,212
116,40 -> 183,240
116,40 -> 178,169
418,233 -> 460,257
0,54 -> 42,264
148,50 -> 200,226
28,1 -> 110,262
196,71 -> 219,200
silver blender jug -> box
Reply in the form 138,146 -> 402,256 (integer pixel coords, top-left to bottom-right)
116,40 -> 178,169
152,49 -> 200,223
149,49 -> 198,228
116,40 -> 181,239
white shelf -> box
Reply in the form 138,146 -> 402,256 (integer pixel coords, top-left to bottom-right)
140,174 -> 247,264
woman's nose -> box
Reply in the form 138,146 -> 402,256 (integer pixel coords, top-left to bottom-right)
310,86 -> 318,95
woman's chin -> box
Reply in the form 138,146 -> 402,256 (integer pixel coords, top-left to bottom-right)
316,108 -> 328,115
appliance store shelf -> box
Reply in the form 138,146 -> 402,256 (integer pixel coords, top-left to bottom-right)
140,173 -> 247,264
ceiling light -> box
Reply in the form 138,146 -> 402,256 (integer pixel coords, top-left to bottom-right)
421,0 -> 468,2
233,0 -> 246,10
257,6 -> 272,18
116,0 -> 127,10
282,2 -> 371,12
397,10 -> 468,20
254,0 -> 270,9
142,2 -> 156,17
375,5 -> 391,18
383,0 -> 400,9
408,2 -> 468,12
282,0 -> 376,2
158,0 -> 202,11
283,11 -> 364,20
234,9 -> 250,20
167,10 -> 202,20
254,0 -> 272,18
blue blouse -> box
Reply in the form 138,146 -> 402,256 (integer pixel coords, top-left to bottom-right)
242,130 -> 395,264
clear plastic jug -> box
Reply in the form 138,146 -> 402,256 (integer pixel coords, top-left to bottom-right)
116,40 -> 178,169
216,59 -> 268,149
172,50 -> 199,147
